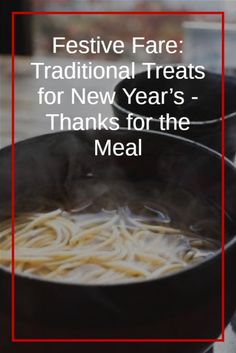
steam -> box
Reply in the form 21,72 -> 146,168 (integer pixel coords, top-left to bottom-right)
0,129 -> 228,246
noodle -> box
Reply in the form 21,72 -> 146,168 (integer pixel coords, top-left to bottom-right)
0,208 -> 218,284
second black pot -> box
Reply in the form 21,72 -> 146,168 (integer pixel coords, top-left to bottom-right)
112,67 -> 236,159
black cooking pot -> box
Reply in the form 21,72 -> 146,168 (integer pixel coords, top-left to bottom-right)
0,130 -> 236,353
112,68 -> 236,159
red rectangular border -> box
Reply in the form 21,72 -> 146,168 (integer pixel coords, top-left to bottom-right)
11,11 -> 225,343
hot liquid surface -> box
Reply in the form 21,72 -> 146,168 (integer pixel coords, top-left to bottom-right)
0,184 -> 221,284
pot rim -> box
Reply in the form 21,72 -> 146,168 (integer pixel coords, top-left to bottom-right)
1,129 -> 235,288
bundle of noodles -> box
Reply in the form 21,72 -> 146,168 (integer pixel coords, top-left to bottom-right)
0,208 -> 218,284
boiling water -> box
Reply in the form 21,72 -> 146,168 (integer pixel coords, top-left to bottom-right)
0,181 -> 223,284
